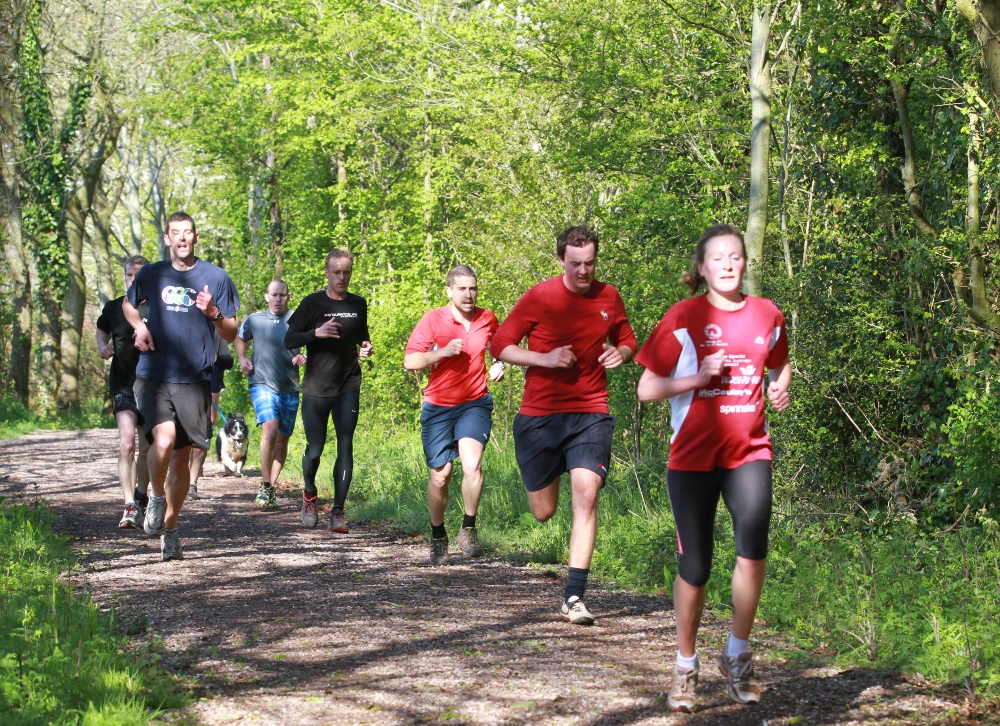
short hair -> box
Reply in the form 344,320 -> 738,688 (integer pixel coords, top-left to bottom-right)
166,211 -> 196,233
556,225 -> 599,259
446,265 -> 477,287
267,279 -> 289,293
324,249 -> 353,268
123,255 -> 149,270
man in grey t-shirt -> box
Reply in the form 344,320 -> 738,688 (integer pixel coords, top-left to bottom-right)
236,280 -> 305,507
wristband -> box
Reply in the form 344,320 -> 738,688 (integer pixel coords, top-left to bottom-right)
210,310 -> 223,321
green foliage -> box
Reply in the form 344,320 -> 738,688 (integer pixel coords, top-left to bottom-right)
0,395 -> 115,442
0,501 -> 185,725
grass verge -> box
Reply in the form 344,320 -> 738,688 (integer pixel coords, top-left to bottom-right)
0,499 -> 186,725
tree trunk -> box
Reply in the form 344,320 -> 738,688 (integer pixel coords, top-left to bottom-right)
961,1 -> 1000,111
58,192 -> 87,413
890,0 -> 938,238
90,177 -> 124,304
148,143 -> 168,259
120,122 -> 145,256
744,4 -> 772,296
0,0 -> 32,403
337,148 -> 347,224
964,108 -> 1000,332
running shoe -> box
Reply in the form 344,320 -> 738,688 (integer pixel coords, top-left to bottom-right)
456,526 -> 483,557
186,484 -> 201,500
561,596 -> 594,626
301,495 -> 318,528
144,496 -> 166,536
118,503 -> 141,529
255,484 -> 278,508
429,536 -> 449,565
329,509 -> 348,534
161,527 -> 183,561
667,664 -> 699,712
718,650 -> 762,705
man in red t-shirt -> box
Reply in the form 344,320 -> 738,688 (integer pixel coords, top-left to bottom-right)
491,226 -> 637,625
405,265 -> 504,565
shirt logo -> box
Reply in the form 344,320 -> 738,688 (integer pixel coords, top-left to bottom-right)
600,310 -> 609,320
740,364 -> 756,376
754,336 -> 765,344
161,286 -> 196,307
704,324 -> 722,340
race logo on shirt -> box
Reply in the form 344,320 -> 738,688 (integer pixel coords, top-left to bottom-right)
704,324 -> 722,340
600,310 -> 609,320
326,312 -> 357,318
754,336 -> 766,344
161,286 -> 196,312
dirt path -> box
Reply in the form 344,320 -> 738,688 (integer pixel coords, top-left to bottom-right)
0,429 -> 982,725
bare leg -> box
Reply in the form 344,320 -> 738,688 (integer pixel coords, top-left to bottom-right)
427,460 -> 453,527
115,410 -> 138,502
259,418 -> 279,482
526,477 -> 561,522
674,577 -> 707,658
566,468 -> 602,570
731,557 -> 767,640
189,447 -> 207,487
271,433 -> 289,485
165,446 -> 192,529
136,431 -> 150,494
147,422 -> 177,498
456,438 -> 485,516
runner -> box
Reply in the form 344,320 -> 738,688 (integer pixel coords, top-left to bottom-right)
123,211 -> 240,561
284,250 -> 372,533
96,255 -> 151,529
404,265 -> 504,564
635,224 -> 791,710
236,279 -> 306,508
188,331 -> 234,499
491,226 -> 636,625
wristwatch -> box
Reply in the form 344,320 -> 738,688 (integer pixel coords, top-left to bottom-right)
210,309 -> 223,321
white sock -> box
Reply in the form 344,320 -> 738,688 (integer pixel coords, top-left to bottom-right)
726,634 -> 749,658
676,652 -> 698,670
151,494 -> 166,502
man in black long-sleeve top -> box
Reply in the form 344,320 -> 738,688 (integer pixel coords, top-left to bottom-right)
285,249 -> 372,533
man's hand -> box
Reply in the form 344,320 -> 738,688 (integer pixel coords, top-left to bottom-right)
359,340 -> 374,358
440,338 -> 464,358
695,350 -> 726,386
767,380 -> 791,412
315,318 -> 342,338
292,354 -> 307,367
543,345 -> 576,369
239,357 -> 254,376
196,285 -> 219,319
488,361 -> 505,381
99,343 -> 114,360
598,344 -> 625,369
134,326 -> 155,351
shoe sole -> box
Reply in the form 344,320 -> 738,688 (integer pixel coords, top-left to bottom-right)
718,658 -> 761,705
162,553 -> 184,561
119,521 -> 136,529
667,700 -> 694,713
330,525 -> 348,533
561,614 -> 595,626
460,547 -> 483,557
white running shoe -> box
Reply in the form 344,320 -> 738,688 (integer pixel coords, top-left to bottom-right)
161,527 -> 183,561
561,596 -> 595,625
119,503 -> 141,529
144,496 -> 166,536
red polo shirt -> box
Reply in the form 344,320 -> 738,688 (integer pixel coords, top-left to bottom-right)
406,306 -> 499,407
490,276 -> 637,416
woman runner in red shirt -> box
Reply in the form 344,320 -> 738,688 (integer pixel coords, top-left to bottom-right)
636,224 -> 791,711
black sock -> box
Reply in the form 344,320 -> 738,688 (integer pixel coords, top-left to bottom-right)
262,480 -> 270,488
133,488 -> 148,507
565,567 -> 589,601
431,523 -> 447,539
462,514 -> 476,529
332,504 -> 344,513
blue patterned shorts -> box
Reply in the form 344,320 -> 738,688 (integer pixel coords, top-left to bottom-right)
249,386 -> 299,436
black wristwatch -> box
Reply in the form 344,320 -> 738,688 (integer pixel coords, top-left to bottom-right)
210,309 -> 223,321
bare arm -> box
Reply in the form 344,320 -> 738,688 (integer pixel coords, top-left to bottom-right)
214,315 -> 238,344
235,335 -> 253,376
404,339 -> 463,371
122,297 -> 154,351
766,359 -> 792,412
96,329 -> 113,360
497,344 -> 576,369
636,349 -> 725,402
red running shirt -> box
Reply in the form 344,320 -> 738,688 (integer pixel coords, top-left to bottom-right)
635,295 -> 789,471
406,306 -> 499,407
490,276 -> 637,416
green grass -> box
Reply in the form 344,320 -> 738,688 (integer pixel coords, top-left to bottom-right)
0,500 -> 186,725
0,396 -> 116,442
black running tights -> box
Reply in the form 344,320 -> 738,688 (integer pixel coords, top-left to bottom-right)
301,392 -> 360,506
667,460 -> 772,587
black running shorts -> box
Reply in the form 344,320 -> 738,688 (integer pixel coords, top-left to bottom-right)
667,460 -> 773,587
513,412 -> 615,491
136,376 -> 212,450
110,385 -> 144,425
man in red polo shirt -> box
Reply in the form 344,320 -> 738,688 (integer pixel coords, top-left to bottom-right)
491,226 -> 637,625
405,265 -> 504,565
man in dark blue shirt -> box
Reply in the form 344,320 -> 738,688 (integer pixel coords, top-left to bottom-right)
124,211 -> 240,561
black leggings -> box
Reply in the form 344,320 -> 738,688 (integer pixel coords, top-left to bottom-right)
301,392 -> 360,507
667,460 -> 772,587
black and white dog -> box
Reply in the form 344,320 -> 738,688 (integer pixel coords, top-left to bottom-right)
215,413 -> 249,477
